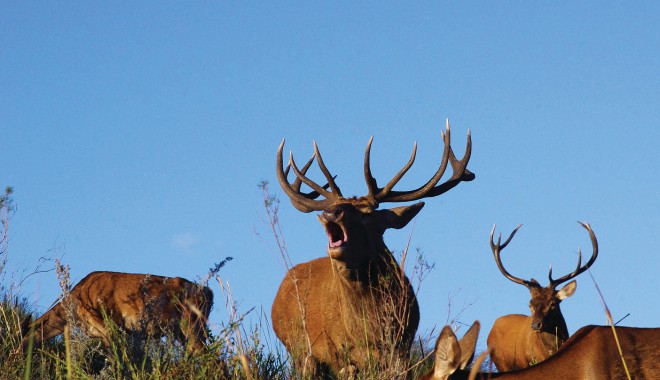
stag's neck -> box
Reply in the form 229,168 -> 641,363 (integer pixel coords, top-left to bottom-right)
332,249 -> 400,286
547,308 -> 570,342
537,311 -> 569,355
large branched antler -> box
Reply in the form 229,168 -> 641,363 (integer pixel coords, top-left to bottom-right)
276,119 -> 475,213
363,119 -> 474,204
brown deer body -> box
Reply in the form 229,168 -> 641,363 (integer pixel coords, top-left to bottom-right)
422,321 -> 660,379
271,121 -> 475,376
487,222 -> 598,371
23,271 -> 213,352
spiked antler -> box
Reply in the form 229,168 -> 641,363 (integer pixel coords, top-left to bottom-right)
548,221 -> 599,289
490,222 -> 599,290
490,224 -> 538,288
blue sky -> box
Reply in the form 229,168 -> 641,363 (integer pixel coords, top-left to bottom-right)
3,2 -> 659,354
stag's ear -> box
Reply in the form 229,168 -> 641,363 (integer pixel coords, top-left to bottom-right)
457,321 -> 480,369
557,280 -> 577,300
375,202 -> 424,230
432,325 -> 462,378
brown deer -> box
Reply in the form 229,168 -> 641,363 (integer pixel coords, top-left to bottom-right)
271,121 -> 475,376
486,222 -> 598,371
22,271 -> 213,352
421,320 -> 660,379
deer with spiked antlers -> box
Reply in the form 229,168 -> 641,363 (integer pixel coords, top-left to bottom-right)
271,120 -> 475,377
487,222 -> 599,371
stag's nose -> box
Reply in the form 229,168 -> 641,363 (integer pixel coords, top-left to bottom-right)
531,321 -> 542,330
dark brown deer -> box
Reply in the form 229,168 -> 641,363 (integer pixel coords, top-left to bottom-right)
421,320 -> 660,379
487,222 -> 598,371
271,121 -> 475,376
22,271 -> 213,352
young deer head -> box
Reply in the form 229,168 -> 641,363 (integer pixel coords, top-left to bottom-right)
486,222 -> 598,371
271,121 -> 474,377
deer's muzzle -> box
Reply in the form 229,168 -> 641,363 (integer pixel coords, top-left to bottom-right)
318,211 -> 348,259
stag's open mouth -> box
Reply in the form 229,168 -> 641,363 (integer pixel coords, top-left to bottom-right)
318,213 -> 348,258
325,220 -> 347,249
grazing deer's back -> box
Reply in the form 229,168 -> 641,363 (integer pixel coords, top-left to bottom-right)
25,271 -> 213,352
501,326 -> 660,379
75,272 -> 200,325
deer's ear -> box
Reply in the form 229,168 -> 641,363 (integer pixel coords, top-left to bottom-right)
432,325 -> 462,378
557,280 -> 577,300
376,202 -> 424,230
457,321 -> 480,369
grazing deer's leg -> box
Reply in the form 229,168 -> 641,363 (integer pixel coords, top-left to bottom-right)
80,309 -> 112,347
24,302 -> 67,349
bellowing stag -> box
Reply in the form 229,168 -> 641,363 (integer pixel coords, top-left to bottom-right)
22,271 -> 213,352
421,320 -> 660,379
271,121 -> 475,376
487,222 -> 598,371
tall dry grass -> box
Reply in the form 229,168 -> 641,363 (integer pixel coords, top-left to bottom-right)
0,184 -> 449,379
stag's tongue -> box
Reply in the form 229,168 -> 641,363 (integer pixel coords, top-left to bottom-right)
329,239 -> 343,248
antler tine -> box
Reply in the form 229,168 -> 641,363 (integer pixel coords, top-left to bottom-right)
363,135 -> 418,203
289,150 -> 334,199
276,140 -> 336,213
312,141 -> 343,198
372,119 -> 474,203
549,221 -> 599,288
490,224 -> 534,288
283,150 -> 338,199
364,136 -> 378,199
286,154 -> 315,192
448,127 -> 474,181
424,122 -> 475,197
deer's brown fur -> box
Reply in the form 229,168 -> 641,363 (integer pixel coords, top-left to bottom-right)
271,203 -> 422,375
422,321 -> 660,379
23,271 -> 213,352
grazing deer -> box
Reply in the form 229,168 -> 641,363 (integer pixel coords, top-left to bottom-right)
22,272 -> 213,352
487,222 -> 598,371
271,121 -> 475,376
421,320 -> 660,379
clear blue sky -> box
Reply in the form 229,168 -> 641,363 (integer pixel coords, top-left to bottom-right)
3,2 -> 659,354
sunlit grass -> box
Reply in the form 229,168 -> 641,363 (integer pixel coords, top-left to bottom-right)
0,185 -> 444,379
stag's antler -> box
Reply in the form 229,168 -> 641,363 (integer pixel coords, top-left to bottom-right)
277,141 -> 342,212
490,224 -> 538,288
363,119 -> 474,204
548,221 -> 599,289
277,119 -> 475,213
490,222 -> 599,290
